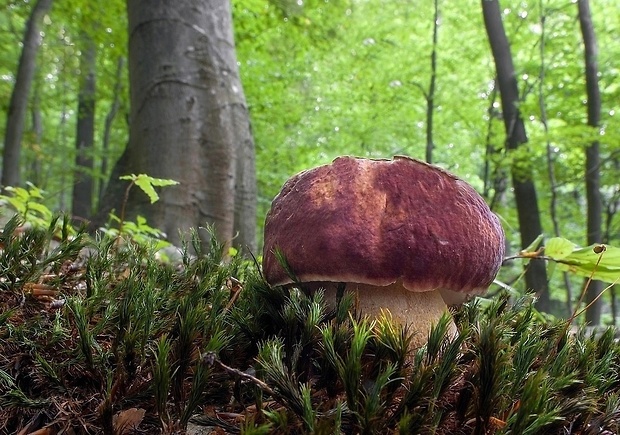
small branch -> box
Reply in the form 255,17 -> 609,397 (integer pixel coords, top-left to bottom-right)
502,250 -> 607,271
572,277 -> 619,320
116,180 -> 135,242
202,352 -> 276,398
223,277 -> 243,312
567,246 -> 606,325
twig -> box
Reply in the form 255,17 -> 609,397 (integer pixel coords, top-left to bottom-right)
223,277 -> 243,313
558,245 -> 608,341
202,352 -> 276,398
568,245 -> 606,324
572,276 -> 620,320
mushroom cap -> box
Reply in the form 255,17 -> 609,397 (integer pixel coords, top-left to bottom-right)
262,156 -> 505,304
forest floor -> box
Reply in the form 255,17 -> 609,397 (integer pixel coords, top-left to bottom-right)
1,217 -> 620,434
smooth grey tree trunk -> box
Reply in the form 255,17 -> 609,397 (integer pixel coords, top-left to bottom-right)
97,0 -> 257,254
482,0 -> 551,311
578,0 -> 603,325
72,34 -> 97,221
1,0 -> 53,188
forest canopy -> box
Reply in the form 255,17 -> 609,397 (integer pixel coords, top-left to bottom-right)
1,0 -> 620,320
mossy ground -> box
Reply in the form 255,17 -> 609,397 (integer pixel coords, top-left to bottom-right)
1,217 -> 619,434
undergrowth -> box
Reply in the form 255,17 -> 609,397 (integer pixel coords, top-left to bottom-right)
1,216 -> 620,434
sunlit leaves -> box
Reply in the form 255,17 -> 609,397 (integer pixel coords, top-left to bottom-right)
545,236 -> 575,260
544,237 -> 620,283
119,173 -> 179,204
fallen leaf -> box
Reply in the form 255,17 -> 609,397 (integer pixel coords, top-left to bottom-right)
112,408 -> 145,435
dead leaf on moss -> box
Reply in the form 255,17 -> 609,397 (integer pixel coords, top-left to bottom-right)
24,282 -> 58,297
112,408 -> 145,434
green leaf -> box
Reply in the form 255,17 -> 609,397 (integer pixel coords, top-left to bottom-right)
545,237 -> 575,260
547,243 -> 620,284
146,177 -> 179,187
120,174 -> 179,204
134,177 -> 160,203
523,234 -> 544,253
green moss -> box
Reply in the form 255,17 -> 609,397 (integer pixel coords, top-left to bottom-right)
1,220 -> 620,434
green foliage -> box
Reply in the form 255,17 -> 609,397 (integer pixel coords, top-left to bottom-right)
544,237 -> 620,283
0,178 -> 173,252
0,220 -> 255,431
152,335 -> 172,424
1,0 -> 129,197
119,173 -> 179,204
2,0 -> 620,318
232,0 -> 620,314
3,0 -> 620,428
0,214 -> 85,292
0,183 -> 54,229
97,174 -> 179,251
100,213 -> 171,250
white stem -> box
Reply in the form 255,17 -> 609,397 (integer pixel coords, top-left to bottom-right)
322,281 -> 457,349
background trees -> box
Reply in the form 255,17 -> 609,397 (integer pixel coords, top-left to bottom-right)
1,0 -> 53,187
0,0 -> 619,322
482,0 -> 550,312
578,0 -> 604,324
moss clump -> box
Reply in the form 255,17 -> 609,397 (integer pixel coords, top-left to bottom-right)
1,218 -> 619,434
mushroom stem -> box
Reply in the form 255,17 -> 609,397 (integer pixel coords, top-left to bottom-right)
323,281 -> 457,349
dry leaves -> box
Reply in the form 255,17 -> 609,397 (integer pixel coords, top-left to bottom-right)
112,408 -> 146,435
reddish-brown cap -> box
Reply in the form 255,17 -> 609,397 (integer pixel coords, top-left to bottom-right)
262,156 -> 505,304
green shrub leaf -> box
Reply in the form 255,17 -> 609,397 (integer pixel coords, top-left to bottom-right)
120,174 -> 179,204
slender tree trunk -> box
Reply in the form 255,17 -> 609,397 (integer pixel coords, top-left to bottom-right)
96,0 -> 257,253
483,81 -> 508,210
578,0 -> 603,324
57,79 -> 69,211
2,0 -> 53,188
72,34 -> 97,221
538,1 -> 574,316
604,159 -> 619,325
29,86 -> 43,186
425,0 -> 439,164
482,0 -> 550,311
99,57 -> 125,205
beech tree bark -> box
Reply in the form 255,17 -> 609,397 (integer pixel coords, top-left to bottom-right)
578,0 -> 603,325
482,0 -> 550,311
1,0 -> 53,188
96,0 -> 257,253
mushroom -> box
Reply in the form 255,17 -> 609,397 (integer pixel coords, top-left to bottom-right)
262,156 -> 505,348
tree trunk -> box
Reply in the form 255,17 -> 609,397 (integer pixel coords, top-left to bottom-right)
28,86 -> 43,186
538,4 -> 574,316
96,0 -> 257,254
482,0 -> 550,311
578,0 -> 603,325
72,34 -> 97,221
99,57 -> 125,205
57,79 -> 70,211
425,0 -> 439,164
483,81 -> 508,210
1,0 -> 53,188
